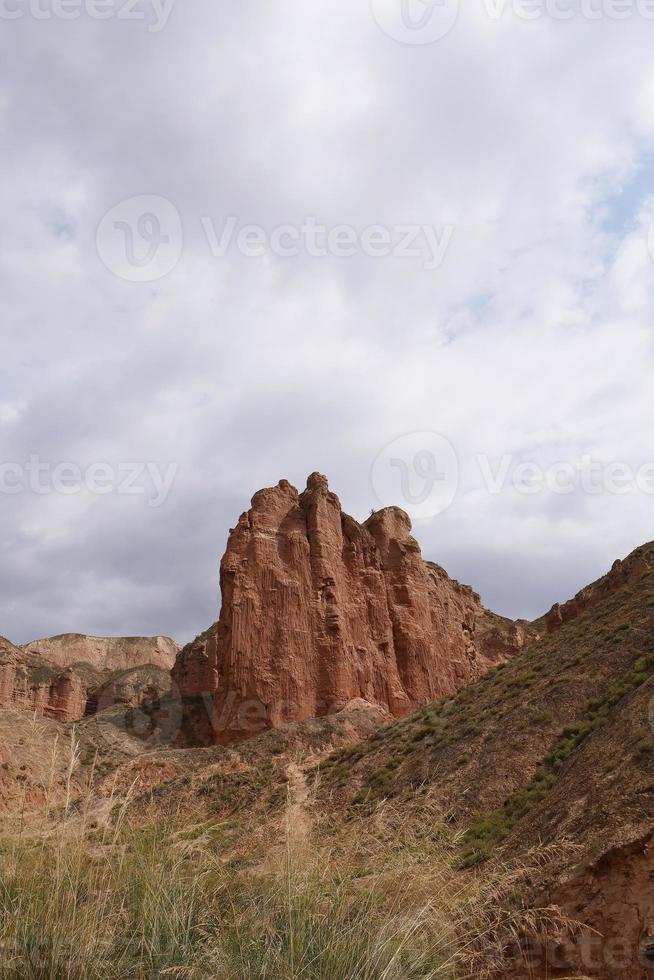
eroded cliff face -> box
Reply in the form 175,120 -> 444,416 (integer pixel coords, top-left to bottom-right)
0,635 -> 174,723
0,636 -> 92,721
172,474 -> 527,743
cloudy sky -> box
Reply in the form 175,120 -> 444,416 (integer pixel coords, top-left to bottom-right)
1,0 -> 654,645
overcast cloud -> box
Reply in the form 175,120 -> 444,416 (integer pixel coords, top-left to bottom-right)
1,0 -> 654,645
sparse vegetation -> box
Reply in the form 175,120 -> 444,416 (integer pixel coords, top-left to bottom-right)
459,645 -> 654,867
0,760 -> 581,980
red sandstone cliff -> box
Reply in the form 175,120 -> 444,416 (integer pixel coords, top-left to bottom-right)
0,634 -> 175,722
0,636 -> 91,721
172,474 -> 528,743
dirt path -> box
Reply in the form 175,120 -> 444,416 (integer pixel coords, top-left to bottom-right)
285,761 -> 312,849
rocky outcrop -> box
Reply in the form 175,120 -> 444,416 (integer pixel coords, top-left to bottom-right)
172,474 -> 527,744
550,832 -> 654,979
21,634 -> 179,672
0,636 -> 94,721
1,635 -> 174,723
545,545 -> 652,632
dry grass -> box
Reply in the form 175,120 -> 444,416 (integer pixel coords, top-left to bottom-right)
0,739 -> 590,980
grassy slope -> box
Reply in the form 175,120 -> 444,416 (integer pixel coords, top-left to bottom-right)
0,706 -> 580,980
316,549 -> 654,874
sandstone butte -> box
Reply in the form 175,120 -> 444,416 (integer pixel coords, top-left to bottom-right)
172,473 -> 530,744
0,634 -> 178,722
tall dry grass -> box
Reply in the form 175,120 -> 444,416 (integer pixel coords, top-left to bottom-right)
0,739 -> 588,979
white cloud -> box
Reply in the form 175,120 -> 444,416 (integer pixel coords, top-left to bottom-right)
0,0 -> 653,641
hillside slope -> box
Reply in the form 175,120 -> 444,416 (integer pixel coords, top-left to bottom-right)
316,542 -> 654,977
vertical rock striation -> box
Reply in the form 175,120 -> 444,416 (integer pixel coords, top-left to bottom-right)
172,474 -> 527,743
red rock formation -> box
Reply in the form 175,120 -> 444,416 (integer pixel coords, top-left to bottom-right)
545,547 -> 652,632
0,635 -> 174,723
0,636 -> 90,721
173,474 -> 527,744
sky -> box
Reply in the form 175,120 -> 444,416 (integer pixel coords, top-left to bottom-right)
1,0 -> 654,645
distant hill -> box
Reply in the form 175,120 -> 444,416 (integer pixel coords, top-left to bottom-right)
21,633 -> 179,672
